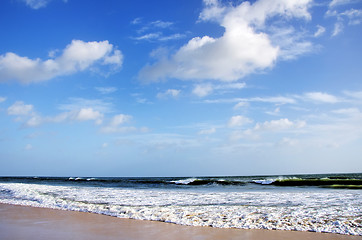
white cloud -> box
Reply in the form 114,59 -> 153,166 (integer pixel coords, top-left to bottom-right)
192,84 -> 214,97
204,95 -> 296,105
23,0 -> 51,9
277,137 -> 299,146
303,92 -> 339,103
58,97 -> 113,113
139,0 -> 312,82
157,89 -> 181,99
110,114 -> 132,126
159,34 -> 186,41
0,97 -> 6,103
327,6 -> 362,37
75,108 -> 103,124
25,115 -> 43,127
314,25 -> 326,37
343,90 -> 362,100
331,107 -> 361,115
329,0 -> 355,8
7,101 -> 34,115
134,33 -> 162,41
95,87 -> 117,94
228,115 -> 253,128
0,40 -> 123,84
24,108 -> 104,127
332,21 -> 344,36
192,82 -> 246,97
132,19 -> 184,42
150,20 -> 174,28
100,114 -> 133,133
131,17 -> 142,25
254,118 -> 306,131
250,96 -> 296,104
266,107 -> 281,116
233,101 -> 249,110
342,9 -> 362,25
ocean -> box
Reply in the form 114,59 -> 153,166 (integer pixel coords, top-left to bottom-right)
0,173 -> 361,235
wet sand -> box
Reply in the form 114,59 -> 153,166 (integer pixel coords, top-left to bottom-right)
0,204 -> 360,240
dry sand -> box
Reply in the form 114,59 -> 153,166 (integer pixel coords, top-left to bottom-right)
0,204 -> 361,240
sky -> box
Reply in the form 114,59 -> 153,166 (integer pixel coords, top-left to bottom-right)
0,0 -> 361,177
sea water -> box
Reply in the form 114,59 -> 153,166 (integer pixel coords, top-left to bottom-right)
0,174 -> 361,235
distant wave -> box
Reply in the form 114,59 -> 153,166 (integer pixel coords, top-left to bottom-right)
252,177 -> 362,189
1,173 -> 361,189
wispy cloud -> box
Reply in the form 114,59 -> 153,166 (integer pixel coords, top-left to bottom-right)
132,19 -> 185,42
192,82 -> 246,97
314,25 -> 326,37
95,87 -> 117,94
22,0 -> 52,9
302,92 -> 340,103
100,114 -> 133,133
326,2 -> 362,37
157,89 -> 181,99
198,127 -> 216,135
7,101 -> 34,115
58,97 -> 114,113
7,100 -> 105,127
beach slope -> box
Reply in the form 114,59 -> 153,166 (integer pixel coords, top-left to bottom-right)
0,204 -> 360,240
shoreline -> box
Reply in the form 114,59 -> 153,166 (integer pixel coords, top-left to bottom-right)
1,203 -> 360,240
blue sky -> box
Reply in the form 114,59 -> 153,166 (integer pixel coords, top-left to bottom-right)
0,0 -> 361,177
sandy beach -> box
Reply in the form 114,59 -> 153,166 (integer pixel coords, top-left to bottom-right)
0,204 -> 360,240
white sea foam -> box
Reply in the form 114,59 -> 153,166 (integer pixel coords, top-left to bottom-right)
0,183 -> 361,235
170,178 -> 198,185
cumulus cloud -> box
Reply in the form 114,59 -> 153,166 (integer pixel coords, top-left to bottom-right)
0,40 -> 123,84
139,0 -> 312,82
